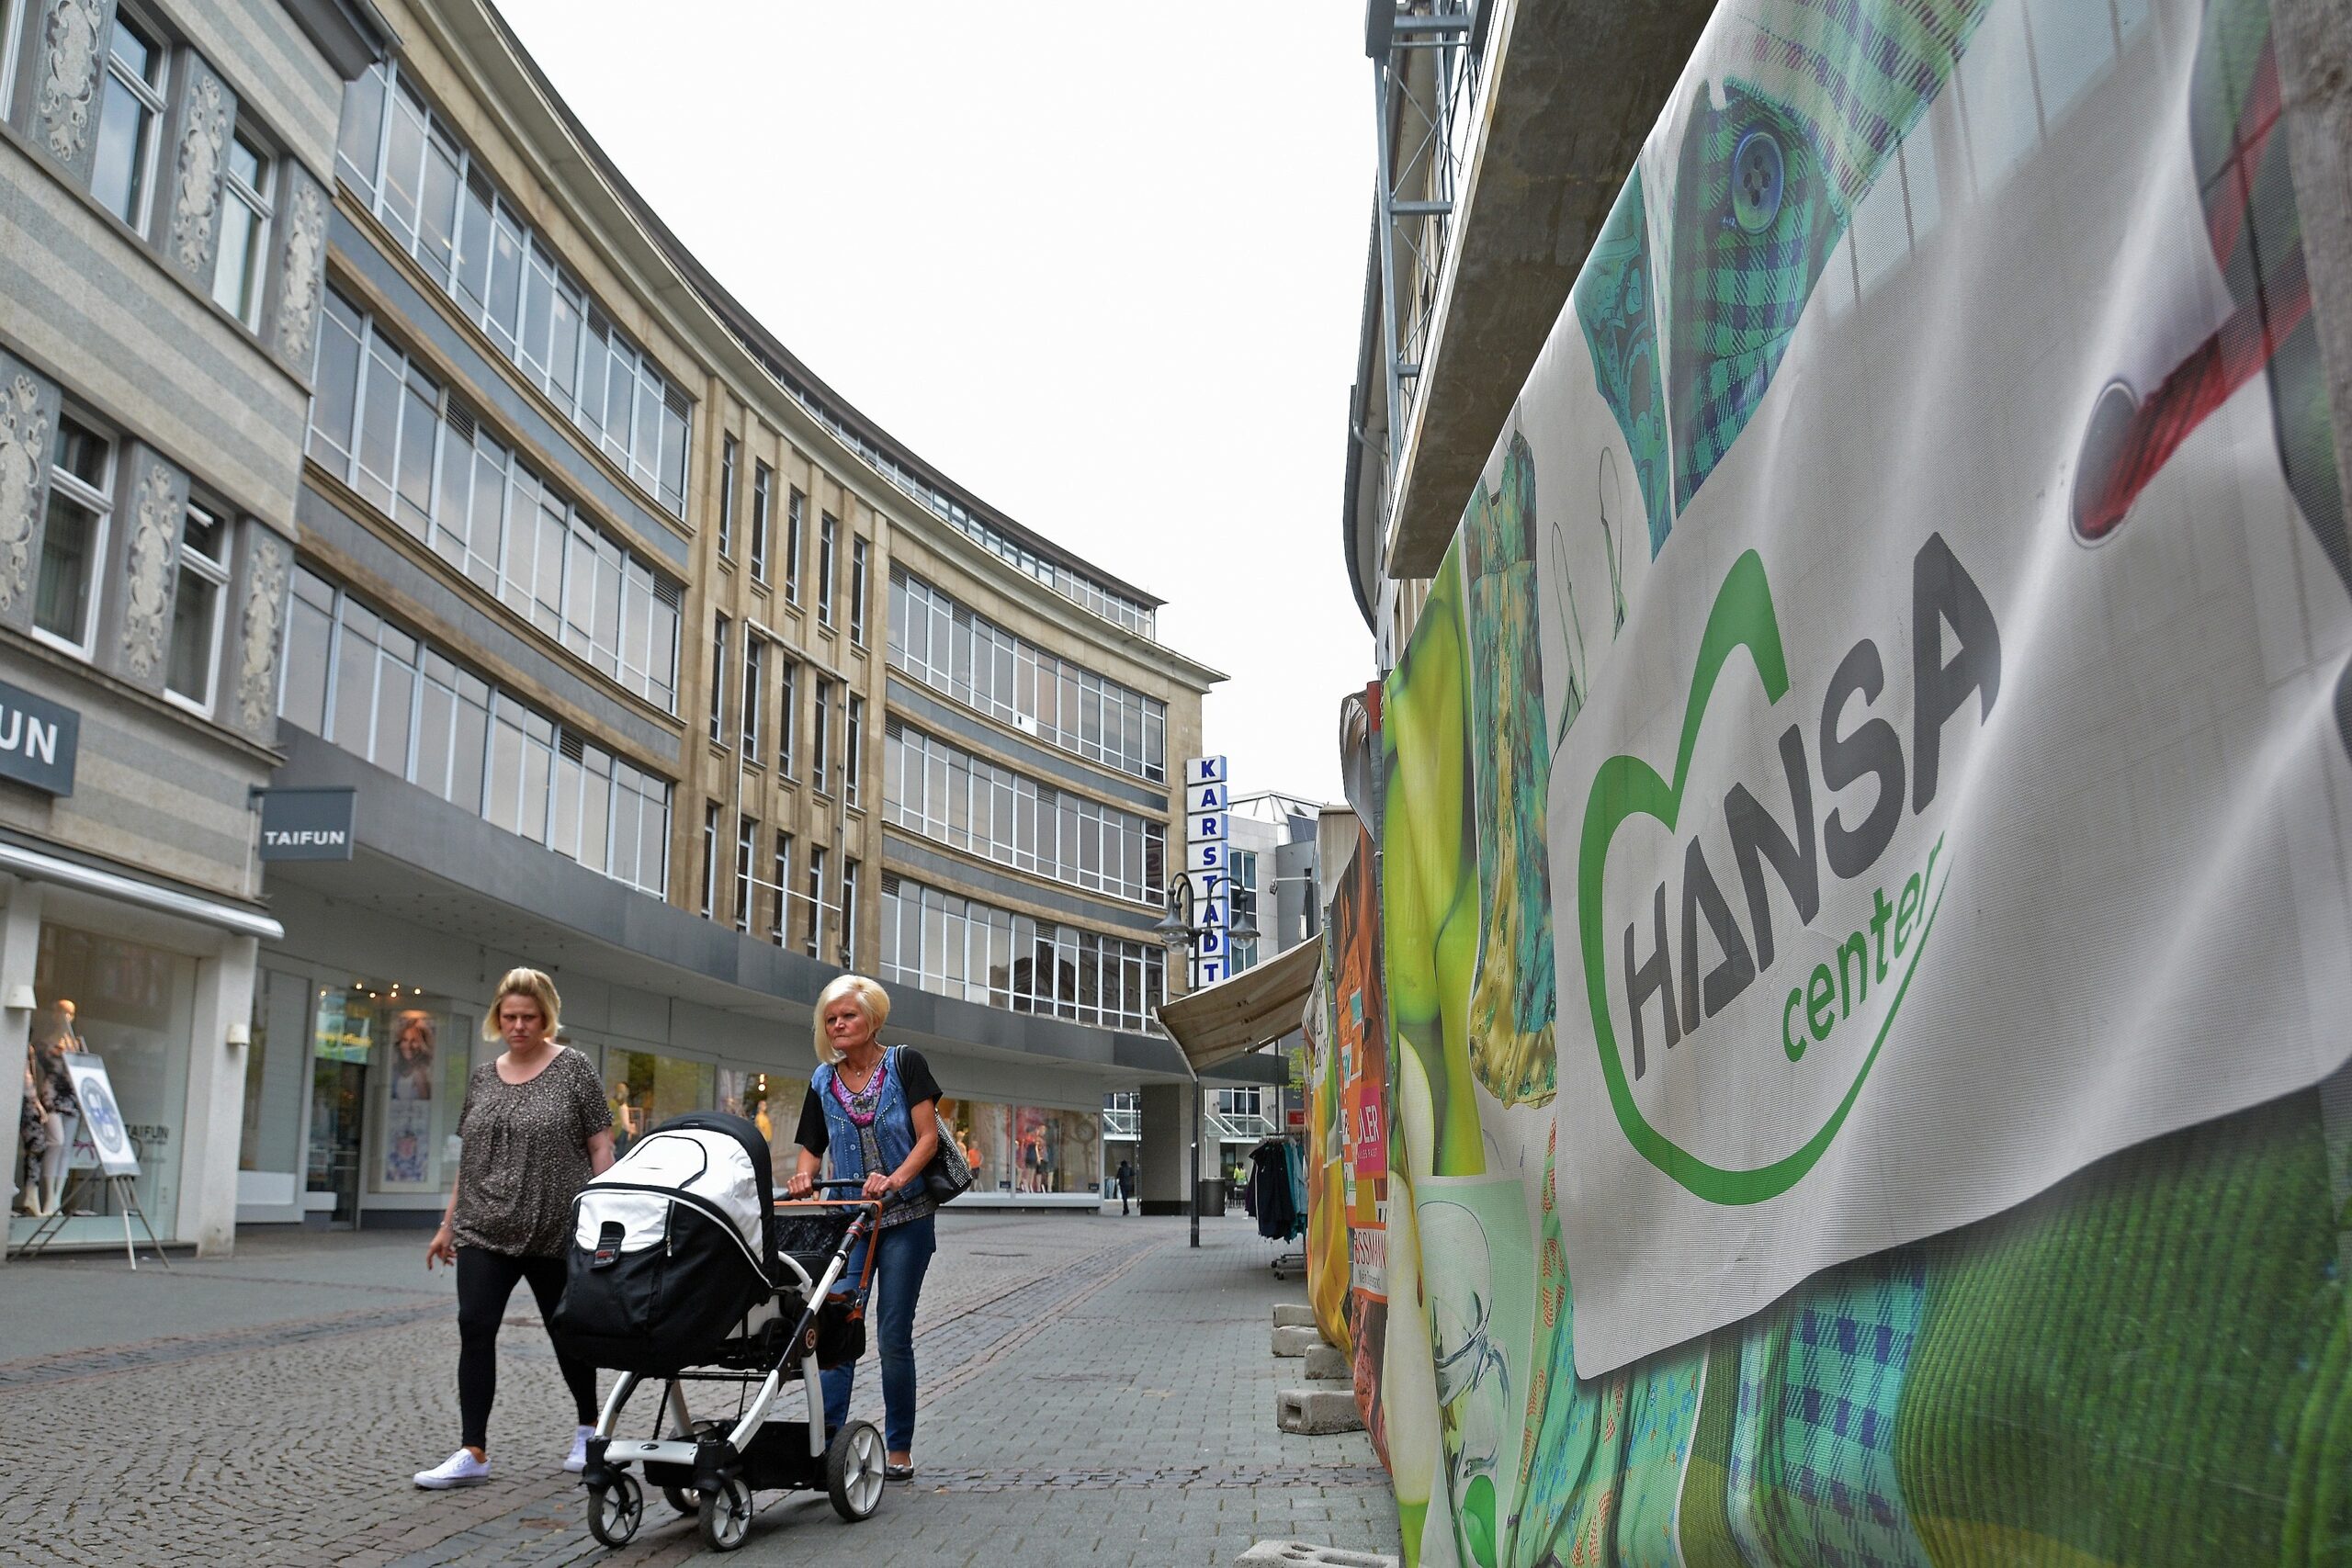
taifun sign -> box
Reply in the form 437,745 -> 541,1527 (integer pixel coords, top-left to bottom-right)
1182,755 -> 1230,987
0,681 -> 78,796
257,787 -> 357,861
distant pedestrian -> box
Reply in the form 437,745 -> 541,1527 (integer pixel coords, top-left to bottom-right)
1115,1158 -> 1136,1215
785,975 -> 939,1483
414,968 -> 615,1491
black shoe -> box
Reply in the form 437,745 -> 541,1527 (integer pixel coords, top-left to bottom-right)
885,1462 -> 915,1483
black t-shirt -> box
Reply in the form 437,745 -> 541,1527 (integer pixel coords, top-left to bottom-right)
794,1046 -> 941,1155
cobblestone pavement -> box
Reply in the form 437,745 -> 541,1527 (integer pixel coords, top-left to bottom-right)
0,1212 -> 1397,1566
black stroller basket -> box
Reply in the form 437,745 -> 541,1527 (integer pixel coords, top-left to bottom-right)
771,1206 -> 866,1370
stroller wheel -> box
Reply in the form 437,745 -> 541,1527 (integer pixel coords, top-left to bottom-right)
585,1472 -> 642,1548
826,1420 -> 887,1520
662,1484 -> 700,1516
697,1475 -> 754,1551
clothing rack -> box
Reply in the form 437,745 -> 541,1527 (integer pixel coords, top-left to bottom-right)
1243,1134 -> 1308,1279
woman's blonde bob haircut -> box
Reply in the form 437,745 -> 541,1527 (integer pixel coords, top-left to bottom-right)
481,967 -> 562,1043
812,974 -> 891,1066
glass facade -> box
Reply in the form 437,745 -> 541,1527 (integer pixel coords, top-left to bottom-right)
883,719 -> 1165,904
335,62 -> 691,515
936,1097 -> 1101,1197
879,874 -> 1164,1032
279,566 -> 672,897
308,289 -> 683,713
605,1049 -> 715,1158
888,568 -> 1165,782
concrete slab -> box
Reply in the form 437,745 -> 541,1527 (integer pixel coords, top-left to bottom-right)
1277,1386 -> 1366,1435
1272,1324 -> 1321,1358
1305,1342 -> 1348,1381
1238,1542 -> 1401,1568
1272,1302 -> 1317,1327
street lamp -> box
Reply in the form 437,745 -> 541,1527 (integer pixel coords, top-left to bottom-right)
1157,873 -> 1258,1248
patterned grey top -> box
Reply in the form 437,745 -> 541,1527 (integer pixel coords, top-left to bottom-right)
452,1047 -> 611,1258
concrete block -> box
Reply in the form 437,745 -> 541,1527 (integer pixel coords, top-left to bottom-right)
1275,1386 -> 1365,1435
1303,1342 -> 1348,1381
1238,1544 -> 1399,1568
1271,1325 -> 1320,1358
1272,1303 -> 1317,1327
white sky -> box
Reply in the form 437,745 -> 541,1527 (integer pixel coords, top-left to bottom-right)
497,0 -> 1375,807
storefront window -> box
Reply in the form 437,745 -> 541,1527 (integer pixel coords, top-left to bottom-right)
937,1098 -> 1101,1196
605,1049 -> 713,1156
718,1066 -> 809,1183
304,982 -> 472,1223
15,925 -> 196,1237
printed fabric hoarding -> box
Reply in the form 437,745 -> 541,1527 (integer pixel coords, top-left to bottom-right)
1357,0 -> 2352,1563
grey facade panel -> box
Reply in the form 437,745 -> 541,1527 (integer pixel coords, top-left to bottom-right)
24,0 -> 119,188
296,481 -> 682,766
270,163 -> 328,376
161,52 -> 236,292
0,348 -> 60,637
228,523 -> 291,740
328,210 -> 687,569
880,831 -> 1159,933
884,676 -> 1167,812
100,443 -> 187,693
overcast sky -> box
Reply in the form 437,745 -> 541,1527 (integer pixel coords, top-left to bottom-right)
497,0 -> 1374,807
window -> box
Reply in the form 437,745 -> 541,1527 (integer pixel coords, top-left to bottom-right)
35,416 -> 112,657
716,434 -> 737,558
749,463 -> 773,584
164,504 -> 230,711
734,815 -> 756,932
210,130 -> 273,328
841,859 -> 860,967
776,660 -> 797,779
0,0 -> 24,122
844,695 -> 865,807
708,615 -> 729,746
333,62 -> 692,517
878,875 -> 1166,1031
306,290 -> 682,711
91,13 -> 167,232
887,569 -> 1167,782
277,570 -> 669,896
700,802 -> 720,918
811,678 -> 831,793
773,831 -> 794,947
817,514 -> 838,628
741,636 -> 763,757
805,847 -> 827,959
848,537 -> 870,646
784,489 -> 804,604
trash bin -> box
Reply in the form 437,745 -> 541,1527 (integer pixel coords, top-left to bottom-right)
1194,1178 -> 1226,1217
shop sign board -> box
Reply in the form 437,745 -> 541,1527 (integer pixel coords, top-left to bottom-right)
1182,755 -> 1230,987
62,1052 -> 141,1177
258,787 -> 357,861
0,680 -> 78,796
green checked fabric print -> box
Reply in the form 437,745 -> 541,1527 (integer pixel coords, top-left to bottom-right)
1666,0 -> 1991,511
1574,174 -> 1675,560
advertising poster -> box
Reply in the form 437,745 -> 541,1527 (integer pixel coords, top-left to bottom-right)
1364,0 -> 2352,1562
62,1053 -> 139,1178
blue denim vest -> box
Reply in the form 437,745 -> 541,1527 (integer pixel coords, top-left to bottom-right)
811,1046 -> 920,1187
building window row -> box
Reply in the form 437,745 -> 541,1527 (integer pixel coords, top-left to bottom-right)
888,568 -> 1165,784
334,62 -> 691,515
308,288 -> 682,713
882,720 -> 1165,905
879,874 -> 1164,1033
280,565 -> 672,897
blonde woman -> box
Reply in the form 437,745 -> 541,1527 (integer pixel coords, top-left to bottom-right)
414,968 -> 615,1490
783,975 -> 940,1482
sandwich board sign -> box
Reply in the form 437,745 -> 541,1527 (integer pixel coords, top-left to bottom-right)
63,1053 -> 141,1178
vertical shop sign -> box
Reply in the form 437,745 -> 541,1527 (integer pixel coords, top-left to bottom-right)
1182,755 -> 1230,986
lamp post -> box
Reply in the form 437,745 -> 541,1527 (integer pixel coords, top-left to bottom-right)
1154,873 -> 1258,1249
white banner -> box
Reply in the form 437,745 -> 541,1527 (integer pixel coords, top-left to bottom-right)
1523,0 -> 2352,1374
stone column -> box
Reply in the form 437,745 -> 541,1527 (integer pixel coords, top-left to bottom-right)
1136,1081 -> 1193,1216
0,878 -> 43,1250
176,933 -> 257,1257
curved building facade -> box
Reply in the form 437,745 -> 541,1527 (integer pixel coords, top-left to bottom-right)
0,0 -> 1234,1242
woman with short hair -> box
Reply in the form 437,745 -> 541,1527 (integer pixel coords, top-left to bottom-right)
414,967 -> 615,1490
783,974 -> 940,1483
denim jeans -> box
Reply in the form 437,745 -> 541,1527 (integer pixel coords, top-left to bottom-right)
821,1213 -> 935,1452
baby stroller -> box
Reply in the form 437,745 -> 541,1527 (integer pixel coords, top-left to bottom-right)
549,1111 -> 888,1552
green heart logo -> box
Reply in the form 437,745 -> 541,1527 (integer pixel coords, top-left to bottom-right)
1575,548 -> 1943,1204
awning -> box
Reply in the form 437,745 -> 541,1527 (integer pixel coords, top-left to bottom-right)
0,840 -> 285,942
1153,935 -> 1322,1074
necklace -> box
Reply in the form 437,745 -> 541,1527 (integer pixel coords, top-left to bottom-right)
830,1050 -> 889,1127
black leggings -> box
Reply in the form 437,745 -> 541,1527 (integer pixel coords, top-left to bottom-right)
456,1247 -> 599,1451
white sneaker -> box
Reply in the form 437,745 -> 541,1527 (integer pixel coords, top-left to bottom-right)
564,1426 -> 594,1473
413,1449 -> 491,1489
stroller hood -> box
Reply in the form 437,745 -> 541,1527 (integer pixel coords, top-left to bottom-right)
550,1113 -> 776,1372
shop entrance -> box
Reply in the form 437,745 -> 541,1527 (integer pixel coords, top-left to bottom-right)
307,991 -> 374,1226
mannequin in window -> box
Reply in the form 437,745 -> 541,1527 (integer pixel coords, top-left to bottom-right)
28,999 -> 84,1216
